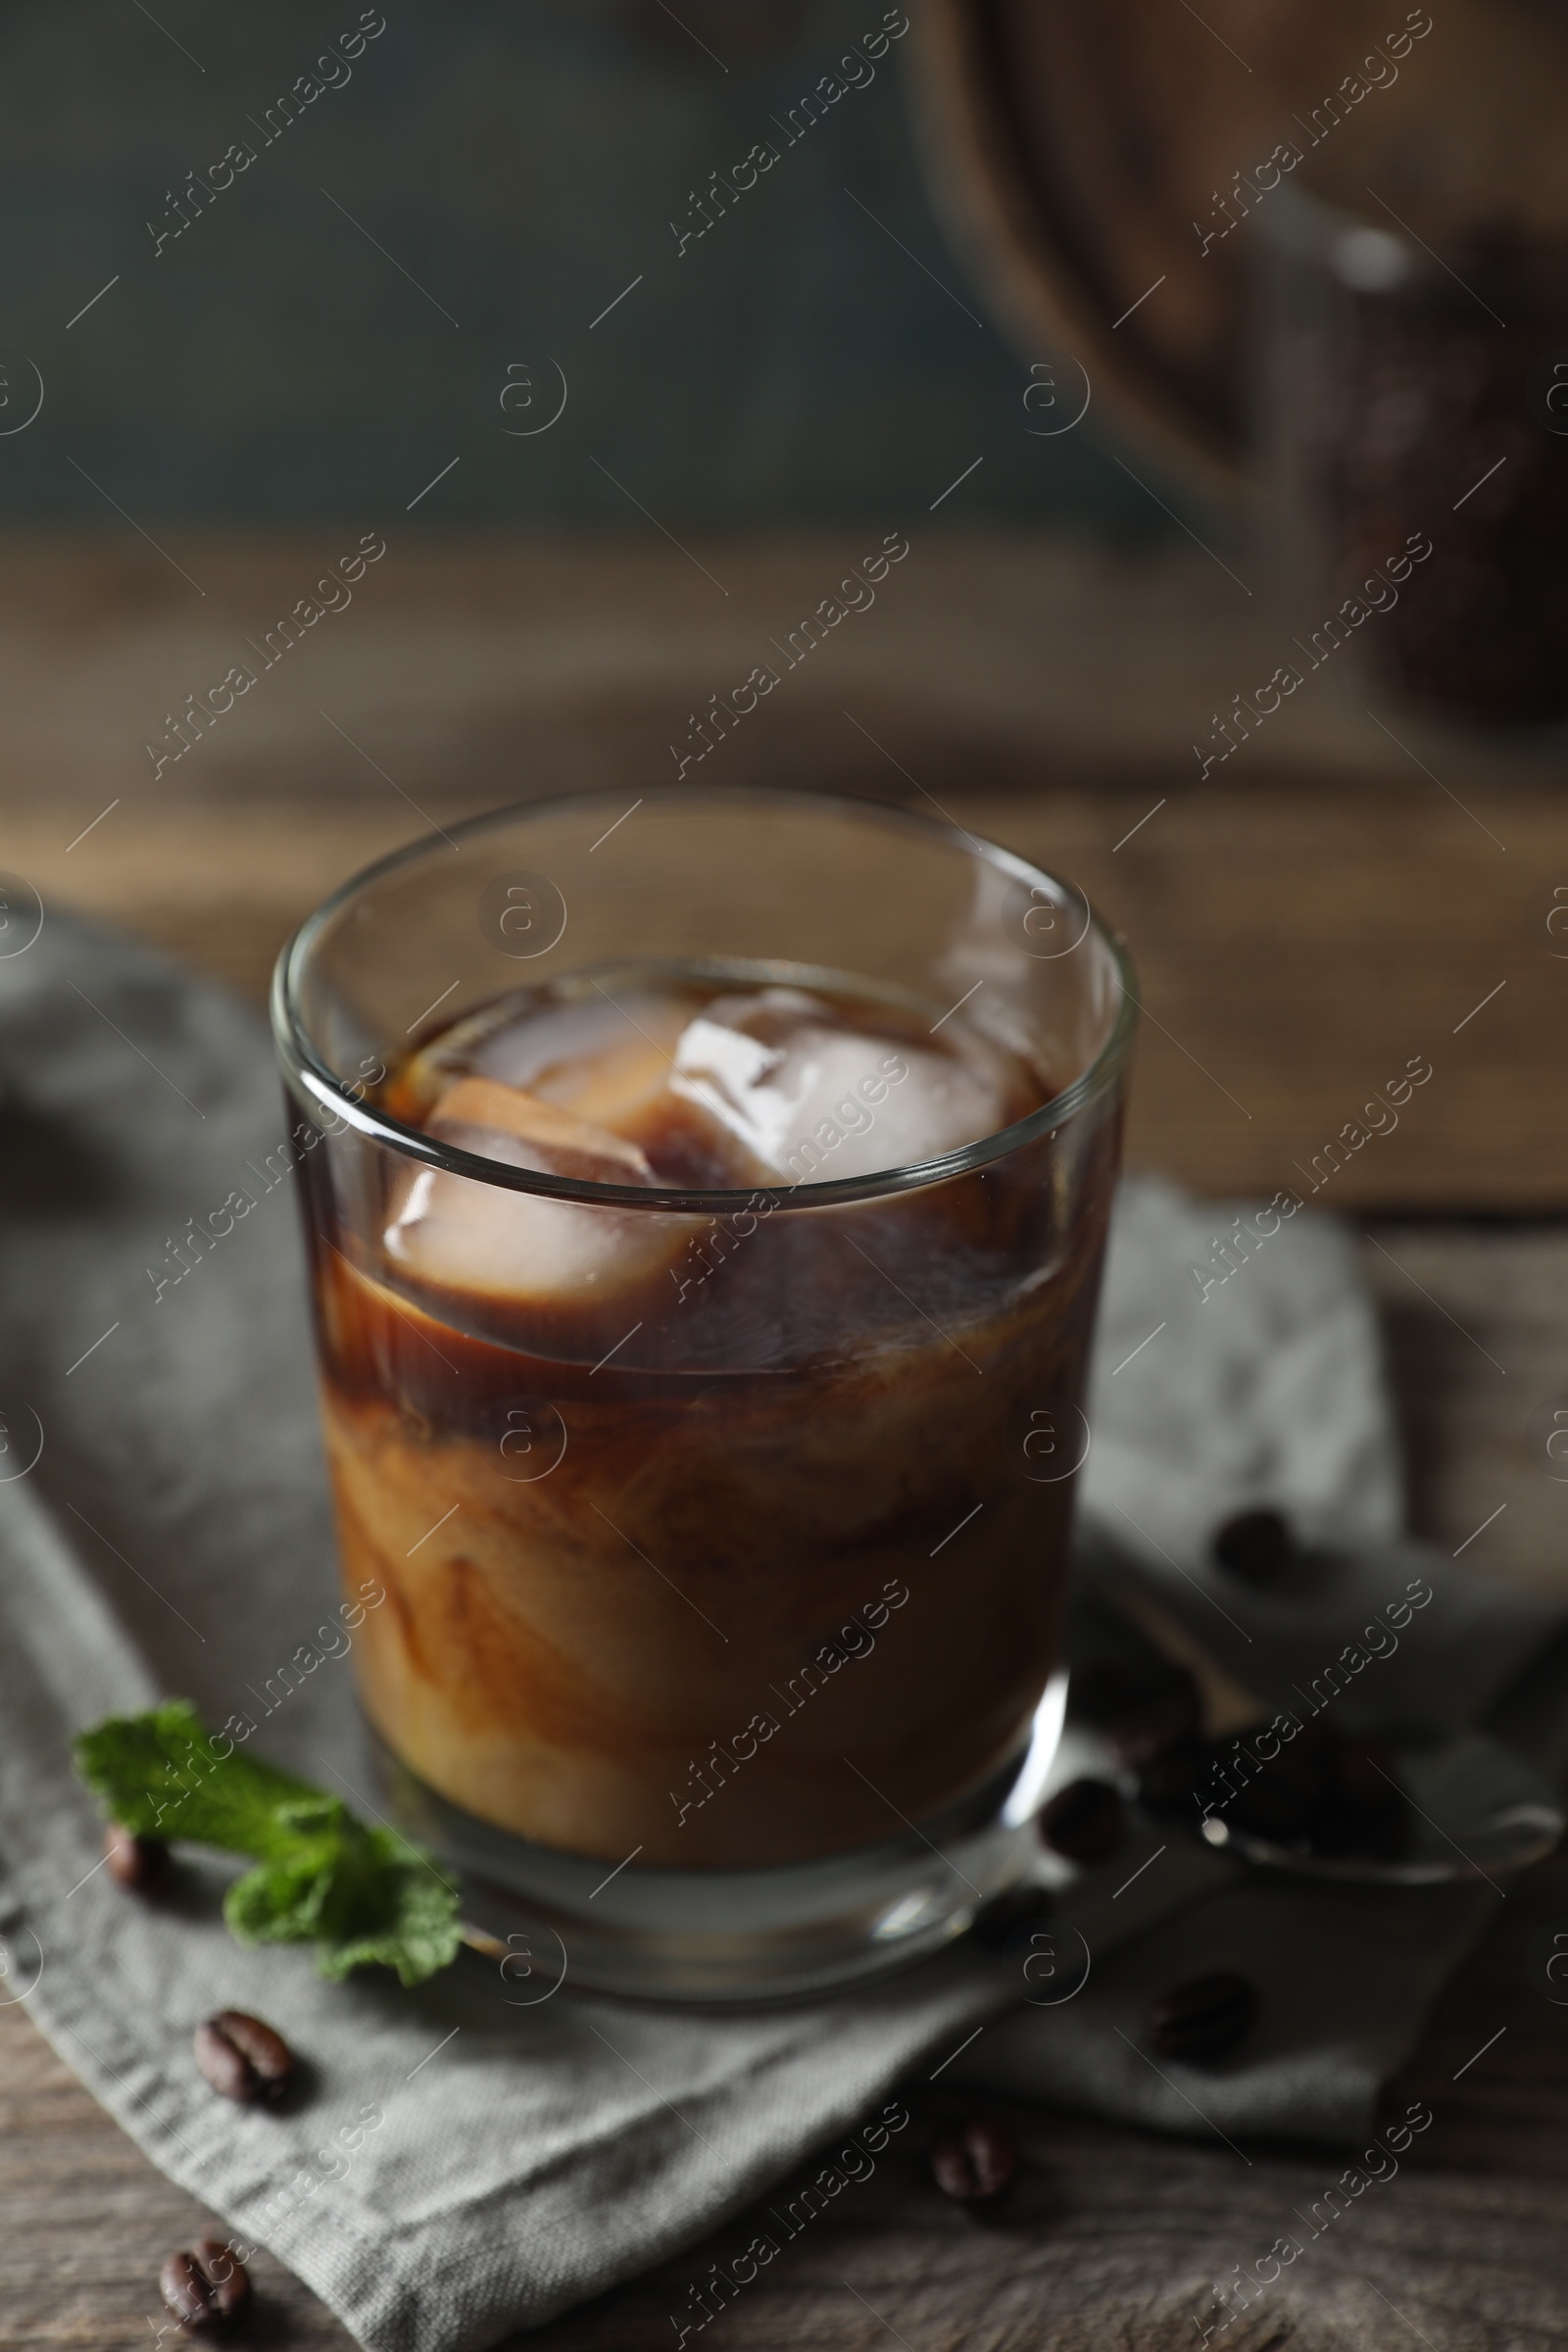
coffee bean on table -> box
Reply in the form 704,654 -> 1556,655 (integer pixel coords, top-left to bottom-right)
1146,1972 -> 1260,2063
193,2011 -> 296,2106
160,2238 -> 251,2330
929,2117 -> 1018,2202
1212,1509 -> 1295,1586
104,1823 -> 172,1894
1040,1777 -> 1125,1863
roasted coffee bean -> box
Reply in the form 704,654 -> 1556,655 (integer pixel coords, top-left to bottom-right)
1170,1723 -> 1336,1840
104,1823 -> 172,1894
1040,1777 -> 1125,1864
160,2238 -> 251,2330
193,2011 -> 296,2106
1331,1737 -> 1398,1814
969,1883 -> 1054,1952
929,2116 -> 1018,2202
1212,1509 -> 1295,1586
1137,1738 -> 1209,1818
1146,1972 -> 1260,2063
1222,1719 -> 1337,1844
1096,1671 -> 1202,1772
1227,1761 -> 1321,1845
1207,1724 -> 1411,1859
1308,1738 -> 1410,1860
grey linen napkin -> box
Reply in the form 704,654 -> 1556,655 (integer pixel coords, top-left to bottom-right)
0,911 -> 1558,2352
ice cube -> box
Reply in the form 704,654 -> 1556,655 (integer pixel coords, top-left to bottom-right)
470,990 -> 689,1134
384,1078 -> 678,1306
426,1077 -> 655,1184
669,992 -> 1007,1184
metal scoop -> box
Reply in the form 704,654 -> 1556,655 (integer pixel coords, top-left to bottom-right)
1110,1580 -> 1564,1886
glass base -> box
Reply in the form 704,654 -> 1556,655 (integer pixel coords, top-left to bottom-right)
368,1672 -> 1068,2004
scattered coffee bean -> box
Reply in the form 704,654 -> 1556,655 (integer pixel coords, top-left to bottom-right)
929,2116 -> 1018,2202
1225,1762 -> 1321,1844
1212,1509 -> 1295,1586
1137,1738 -> 1209,1818
160,2238 -> 251,2330
104,1823 -> 172,1894
1040,1777 -> 1125,1864
193,2011 -> 296,2107
1212,1723 -> 1410,1861
969,1882 -> 1054,1952
1332,1737 -> 1398,1813
1146,1972 -> 1260,2063
1223,1719 -> 1337,1844
1310,1737 -> 1410,1860
1075,1661 -> 1201,1770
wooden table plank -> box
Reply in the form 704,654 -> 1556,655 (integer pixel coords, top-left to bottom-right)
2,531 -> 1564,1207
0,532 -> 1557,811
6,773 -> 1565,1208
4,1223 -> 1566,2351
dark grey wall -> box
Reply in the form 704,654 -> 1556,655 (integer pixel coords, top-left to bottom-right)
0,1 -> 1166,532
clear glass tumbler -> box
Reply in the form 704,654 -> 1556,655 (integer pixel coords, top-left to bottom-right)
272,787 -> 1135,2000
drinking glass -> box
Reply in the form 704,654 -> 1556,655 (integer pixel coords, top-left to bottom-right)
272,787 -> 1135,1999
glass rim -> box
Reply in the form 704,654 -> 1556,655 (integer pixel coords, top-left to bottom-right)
271,785 -> 1139,1215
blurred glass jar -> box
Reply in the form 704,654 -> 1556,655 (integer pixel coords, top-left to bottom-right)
1258,182 -> 1568,724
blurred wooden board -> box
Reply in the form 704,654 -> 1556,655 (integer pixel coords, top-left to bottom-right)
6,775 -> 1563,1212
4,1223 -> 1567,2350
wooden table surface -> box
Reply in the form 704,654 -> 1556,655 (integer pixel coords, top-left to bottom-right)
3,533 -> 1568,2347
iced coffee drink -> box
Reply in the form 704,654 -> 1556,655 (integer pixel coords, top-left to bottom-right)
276,787 -> 1133,1994
304,964 -> 1114,1868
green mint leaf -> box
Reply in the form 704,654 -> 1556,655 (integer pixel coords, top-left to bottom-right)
306,1834 -> 466,1988
74,1699 -> 321,1856
74,1700 -> 462,1986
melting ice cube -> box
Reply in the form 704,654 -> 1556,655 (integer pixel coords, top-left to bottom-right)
468,990 -> 689,1133
669,990 -> 1007,1184
384,1077 -> 678,1304
424,1076 -> 656,1184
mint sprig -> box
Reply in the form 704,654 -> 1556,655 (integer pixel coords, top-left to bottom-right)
74,1700 -> 463,1986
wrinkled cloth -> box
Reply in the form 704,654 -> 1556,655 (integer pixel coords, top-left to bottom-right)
0,912 -> 1558,2352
